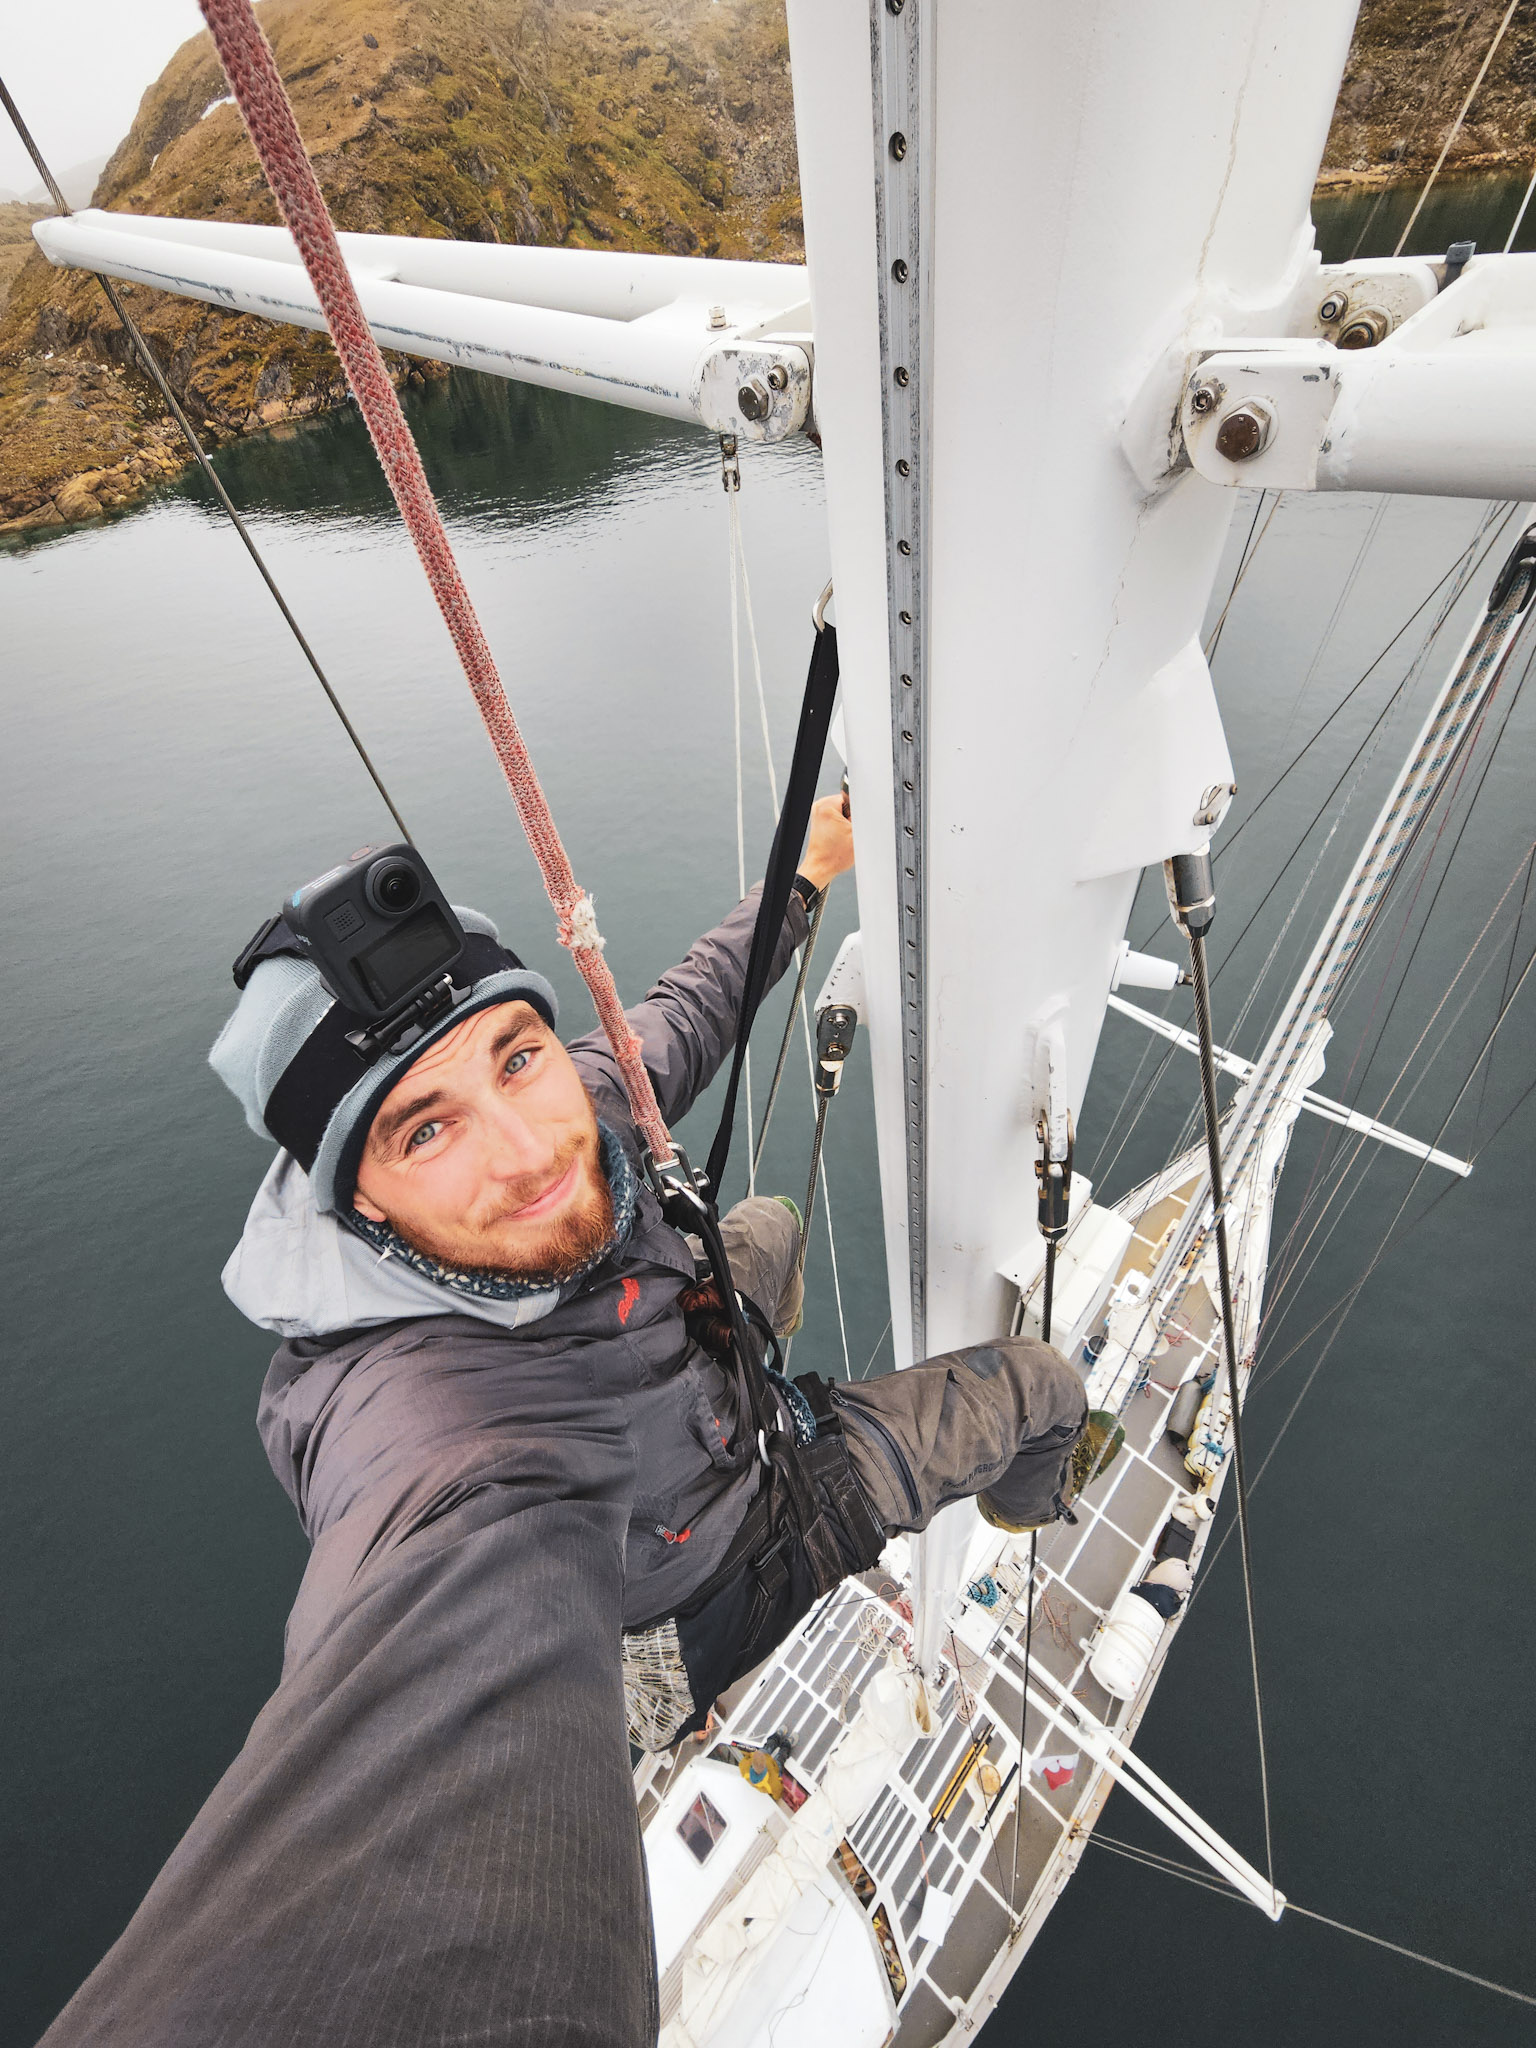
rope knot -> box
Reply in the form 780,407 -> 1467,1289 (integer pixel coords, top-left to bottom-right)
558,891 -> 606,954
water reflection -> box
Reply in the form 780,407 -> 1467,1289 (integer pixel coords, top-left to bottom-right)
1314,165 -> 1536,261
179,371 -> 698,529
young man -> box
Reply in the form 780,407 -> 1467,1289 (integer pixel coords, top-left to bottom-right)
40,799 -> 1090,2048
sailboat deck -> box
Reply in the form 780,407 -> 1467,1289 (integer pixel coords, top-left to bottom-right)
637,1155 -> 1262,2045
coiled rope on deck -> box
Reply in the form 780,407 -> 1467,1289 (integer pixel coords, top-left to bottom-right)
197,0 -> 673,1166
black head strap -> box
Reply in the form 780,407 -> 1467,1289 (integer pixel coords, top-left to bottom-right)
261,930 -> 531,1172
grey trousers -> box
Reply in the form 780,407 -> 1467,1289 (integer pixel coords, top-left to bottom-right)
720,1197 -> 1088,1538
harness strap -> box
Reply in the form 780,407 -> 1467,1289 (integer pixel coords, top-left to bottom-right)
793,1373 -> 890,1574
704,620 -> 840,1199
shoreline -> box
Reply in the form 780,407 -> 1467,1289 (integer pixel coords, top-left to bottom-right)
5,160 -> 1532,544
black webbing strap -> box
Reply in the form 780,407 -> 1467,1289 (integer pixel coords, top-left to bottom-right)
704,621 -> 840,1199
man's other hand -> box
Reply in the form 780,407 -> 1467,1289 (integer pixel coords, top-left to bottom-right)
797,790 -> 856,893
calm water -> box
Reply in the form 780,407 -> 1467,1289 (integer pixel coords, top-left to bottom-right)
4,181 -> 1534,2046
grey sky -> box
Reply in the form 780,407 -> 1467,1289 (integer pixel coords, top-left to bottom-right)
1,1 -> 205,201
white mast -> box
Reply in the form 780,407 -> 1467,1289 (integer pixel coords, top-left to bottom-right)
781,0 -> 1360,1660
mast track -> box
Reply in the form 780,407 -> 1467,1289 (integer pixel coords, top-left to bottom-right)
870,0 -> 930,1356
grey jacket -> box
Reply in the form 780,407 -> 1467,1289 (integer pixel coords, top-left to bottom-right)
38,885 -> 805,2048
255,882 -> 807,1661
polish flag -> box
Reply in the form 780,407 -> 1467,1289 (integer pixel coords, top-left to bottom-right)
1033,1753 -> 1079,1791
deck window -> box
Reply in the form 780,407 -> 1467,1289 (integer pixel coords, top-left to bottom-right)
677,1791 -> 728,1865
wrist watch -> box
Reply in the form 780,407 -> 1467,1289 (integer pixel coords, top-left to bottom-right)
791,873 -> 822,917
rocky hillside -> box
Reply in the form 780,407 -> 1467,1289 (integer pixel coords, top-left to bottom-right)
4,0 -> 1533,534
0,0 -> 799,532
1320,0 -> 1536,185
0,203 -> 48,310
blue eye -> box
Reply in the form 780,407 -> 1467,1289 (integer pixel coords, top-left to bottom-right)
504,1049 -> 532,1078
406,1121 -> 442,1151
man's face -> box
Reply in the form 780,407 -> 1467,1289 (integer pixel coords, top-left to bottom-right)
352,1002 -> 612,1279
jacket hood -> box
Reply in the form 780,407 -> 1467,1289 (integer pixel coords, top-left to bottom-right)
223,1131 -> 638,1342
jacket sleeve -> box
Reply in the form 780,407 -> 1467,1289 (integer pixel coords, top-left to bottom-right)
38,1419 -> 657,2048
567,881 -> 811,1131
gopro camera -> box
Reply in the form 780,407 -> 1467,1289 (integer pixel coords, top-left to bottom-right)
286,842 -> 467,1031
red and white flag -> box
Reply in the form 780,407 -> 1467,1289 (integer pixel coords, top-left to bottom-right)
1033,1752 -> 1079,1792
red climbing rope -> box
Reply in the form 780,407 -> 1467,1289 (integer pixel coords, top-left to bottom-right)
197,0 -> 675,1166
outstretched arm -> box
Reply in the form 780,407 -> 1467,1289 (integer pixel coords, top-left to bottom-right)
40,1427 -> 654,2048
570,792 -> 855,1132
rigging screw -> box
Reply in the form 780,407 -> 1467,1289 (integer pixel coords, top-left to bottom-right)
1163,845 -> 1277,1901
798,1005 -> 859,1274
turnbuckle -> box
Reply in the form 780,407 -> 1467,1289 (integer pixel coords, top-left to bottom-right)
814,1003 -> 858,1101
1035,1111 -> 1074,1243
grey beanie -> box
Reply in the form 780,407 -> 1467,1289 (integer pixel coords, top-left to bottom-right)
210,905 -> 558,1215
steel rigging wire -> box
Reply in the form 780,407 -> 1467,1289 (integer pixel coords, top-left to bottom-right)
0,74 -> 413,848
1084,1832 -> 1536,2011
1094,506 -> 1519,1189
1257,643 -> 1536,1323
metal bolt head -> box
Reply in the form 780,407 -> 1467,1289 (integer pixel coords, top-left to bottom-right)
766,364 -> 789,392
891,257 -> 909,284
889,131 -> 907,161
707,304 -> 728,330
893,365 -> 910,387
737,380 -> 770,423
1318,290 -> 1349,324
1336,309 -> 1387,350
887,0 -> 905,13
1188,377 -> 1223,417
1214,403 -> 1272,462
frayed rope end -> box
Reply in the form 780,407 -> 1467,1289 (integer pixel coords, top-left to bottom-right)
558,891 -> 607,954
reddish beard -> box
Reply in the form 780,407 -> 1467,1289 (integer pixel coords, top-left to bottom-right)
388,1125 -> 615,1282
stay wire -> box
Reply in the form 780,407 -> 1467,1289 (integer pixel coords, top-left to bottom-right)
1186,929 -> 1275,1898
1099,504 -> 1508,1196
1393,0 -> 1523,257
1260,800 -> 1536,1342
1345,9 -> 1478,261
1186,927 -> 1536,1631
1203,490 -> 1275,663
0,73 -> 413,846
1260,638 -> 1532,1315
1133,504 -> 1513,959
1084,1833 -> 1536,2010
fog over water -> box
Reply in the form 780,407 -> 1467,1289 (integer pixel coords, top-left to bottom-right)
3,178 -> 1534,2046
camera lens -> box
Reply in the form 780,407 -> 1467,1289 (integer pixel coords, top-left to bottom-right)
366,858 -> 422,917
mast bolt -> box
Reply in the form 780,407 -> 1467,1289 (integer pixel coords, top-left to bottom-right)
887,0 -> 905,13
1337,309 -> 1387,350
1188,377 -> 1223,416
1317,290 -> 1349,323
890,131 -> 908,161
894,365 -> 911,387
891,257 -> 910,283
736,379 -> 770,422
707,304 -> 728,330
766,365 -> 789,391
1214,402 -> 1273,462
